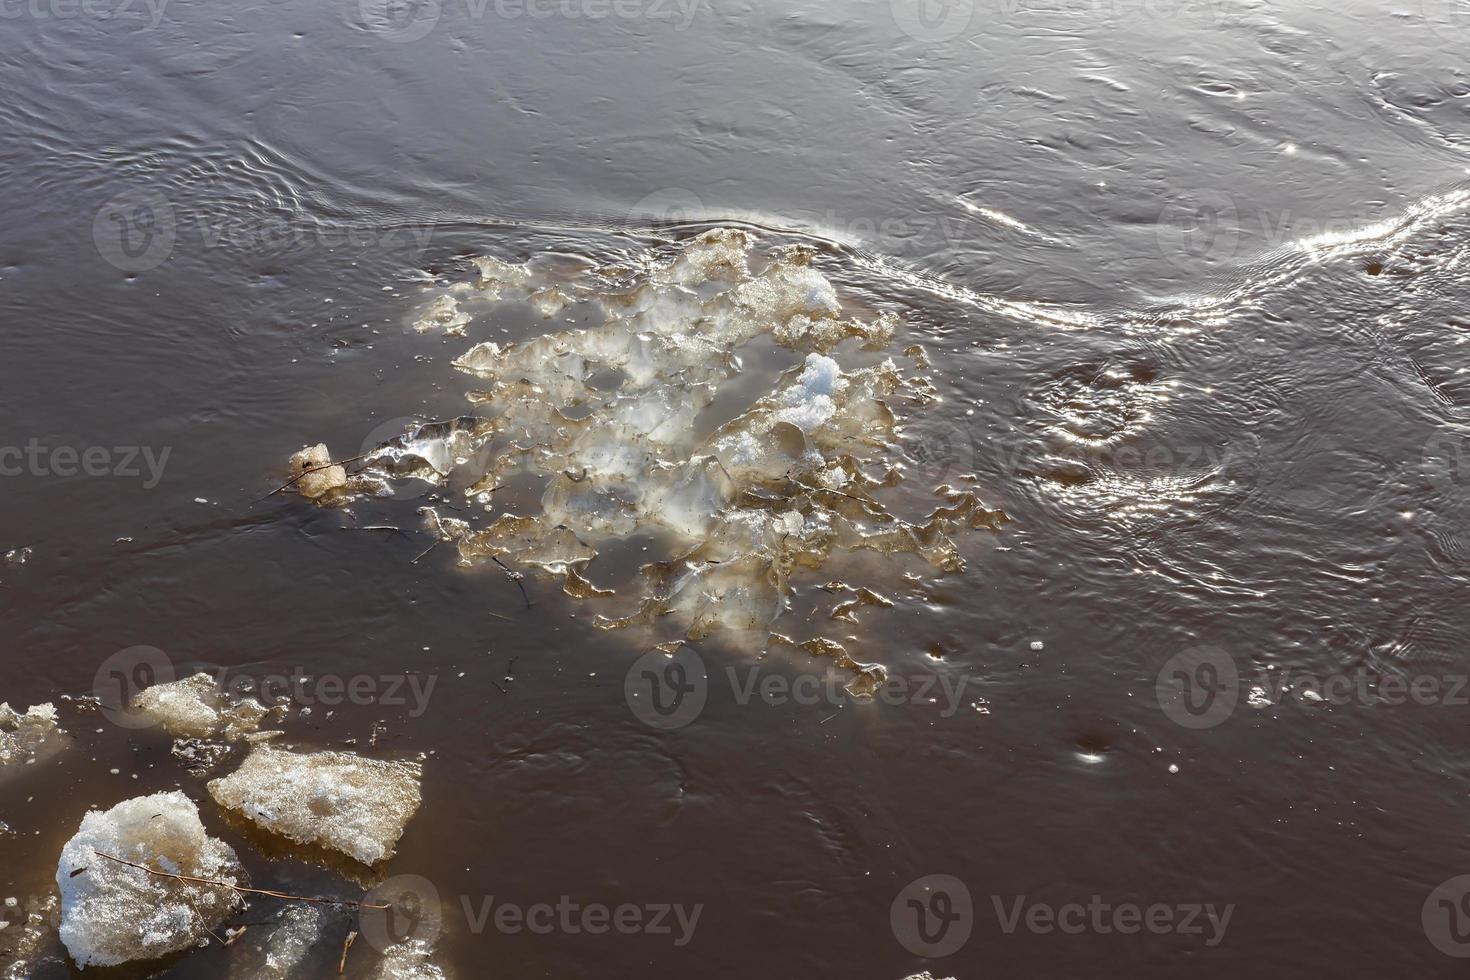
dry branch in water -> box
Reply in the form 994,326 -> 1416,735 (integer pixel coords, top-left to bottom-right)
91,851 -> 390,909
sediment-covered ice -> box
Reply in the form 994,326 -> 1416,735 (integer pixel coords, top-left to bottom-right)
288,443 -> 348,499
0,702 -> 64,769
208,746 -> 422,865
56,791 -> 245,968
131,672 -> 271,740
286,230 -> 1005,662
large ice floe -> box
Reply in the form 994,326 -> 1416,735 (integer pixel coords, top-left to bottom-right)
56,791 -> 246,968
286,230 -> 1003,667
208,746 -> 422,865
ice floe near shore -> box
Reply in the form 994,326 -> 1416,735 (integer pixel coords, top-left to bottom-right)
56,791 -> 246,967
208,746 -> 422,865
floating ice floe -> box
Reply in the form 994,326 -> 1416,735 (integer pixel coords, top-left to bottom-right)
56,791 -> 246,968
131,672 -> 272,740
208,746 -> 422,865
0,894 -> 58,980
374,938 -> 448,980
227,905 -> 324,979
286,229 -> 1006,661
288,443 -> 349,499
0,702 -> 65,770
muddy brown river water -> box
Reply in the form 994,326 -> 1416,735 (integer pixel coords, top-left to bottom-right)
4,0 -> 1470,976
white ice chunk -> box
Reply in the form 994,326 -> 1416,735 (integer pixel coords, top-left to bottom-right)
56,791 -> 245,968
208,746 -> 422,865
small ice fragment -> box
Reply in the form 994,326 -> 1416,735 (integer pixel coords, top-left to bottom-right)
1168,764 -> 1180,774
374,938 -> 448,980
130,673 -> 270,740
286,444 -> 347,499
229,905 -> 324,979
0,702 -> 64,769
3,547 -> 30,565
1029,640 -> 1044,651
56,791 -> 246,968
208,746 -> 422,865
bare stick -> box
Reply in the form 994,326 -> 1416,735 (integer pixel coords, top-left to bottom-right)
92,851 -> 390,909
411,540 -> 440,564
339,930 -> 358,974
488,554 -> 533,608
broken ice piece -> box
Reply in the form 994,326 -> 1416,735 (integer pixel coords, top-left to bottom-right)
131,673 -> 271,740
3,547 -> 30,565
56,791 -> 246,968
413,295 -> 471,336
0,894 -> 58,980
0,702 -> 65,769
287,444 -> 347,499
208,746 -> 422,865
228,905 -> 324,979
374,938 -> 448,980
